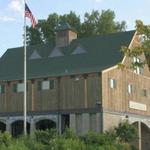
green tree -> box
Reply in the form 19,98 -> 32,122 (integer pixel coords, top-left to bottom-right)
121,20 -> 150,68
26,26 -> 43,46
115,121 -> 138,143
81,10 -> 126,37
26,10 -> 126,45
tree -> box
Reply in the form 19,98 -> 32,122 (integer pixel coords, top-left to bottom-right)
26,26 -> 43,46
121,20 -> 150,68
26,10 -> 126,46
81,10 -> 126,37
115,121 -> 138,143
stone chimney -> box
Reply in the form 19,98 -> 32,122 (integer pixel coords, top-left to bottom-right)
55,22 -> 77,47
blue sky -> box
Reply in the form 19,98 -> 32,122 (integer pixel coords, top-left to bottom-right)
0,0 -> 150,57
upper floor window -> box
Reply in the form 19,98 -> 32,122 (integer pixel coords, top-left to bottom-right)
38,80 -> 55,91
13,83 -> 24,93
109,78 -> 117,89
128,84 -> 133,94
0,85 -> 5,94
133,57 -> 143,74
142,89 -> 148,97
13,83 -> 29,93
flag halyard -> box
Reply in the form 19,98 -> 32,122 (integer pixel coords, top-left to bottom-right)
25,3 -> 37,28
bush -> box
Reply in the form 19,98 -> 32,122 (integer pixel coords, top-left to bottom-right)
62,128 -> 77,139
48,137 -> 86,150
0,125 -> 137,150
82,131 -> 116,146
115,121 -> 138,143
0,131 -> 12,147
35,129 -> 58,145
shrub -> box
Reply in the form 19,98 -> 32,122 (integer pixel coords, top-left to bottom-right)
82,131 -> 116,146
62,128 -> 77,139
35,129 -> 58,145
115,121 -> 138,143
0,131 -> 12,147
48,137 -> 86,150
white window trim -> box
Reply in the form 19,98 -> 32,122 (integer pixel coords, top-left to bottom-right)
133,57 -> 142,75
128,84 -> 133,94
17,83 -> 24,93
109,78 -> 116,89
42,81 -> 50,90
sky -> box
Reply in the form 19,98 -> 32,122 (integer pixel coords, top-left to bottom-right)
0,0 -> 150,57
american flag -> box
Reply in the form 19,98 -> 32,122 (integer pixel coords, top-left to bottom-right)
25,3 -> 37,28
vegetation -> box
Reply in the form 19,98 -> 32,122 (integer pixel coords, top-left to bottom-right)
0,121 -> 138,150
121,20 -> 150,68
26,9 -> 127,45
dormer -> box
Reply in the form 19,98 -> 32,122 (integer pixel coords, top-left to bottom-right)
55,22 -> 77,47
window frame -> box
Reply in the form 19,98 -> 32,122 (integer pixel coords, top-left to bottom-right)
128,84 -> 133,94
38,80 -> 55,91
109,78 -> 117,89
0,85 -> 5,94
142,89 -> 148,97
133,57 -> 143,75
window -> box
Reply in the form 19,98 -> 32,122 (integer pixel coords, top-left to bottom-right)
42,81 -> 50,90
17,83 -> 24,92
109,78 -> 117,89
38,80 -> 55,91
13,83 -> 28,93
0,85 -> 5,94
50,80 -> 54,89
128,84 -> 133,94
133,57 -> 143,74
142,89 -> 148,97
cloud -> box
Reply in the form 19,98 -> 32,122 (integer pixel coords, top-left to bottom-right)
0,16 -> 16,22
8,0 -> 23,14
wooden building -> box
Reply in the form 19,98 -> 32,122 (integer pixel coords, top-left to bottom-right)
0,23 -> 150,149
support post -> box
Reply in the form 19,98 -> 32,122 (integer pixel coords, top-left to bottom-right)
138,121 -> 142,150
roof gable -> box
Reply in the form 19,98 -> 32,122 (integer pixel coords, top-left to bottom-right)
29,50 -> 41,60
49,47 -> 64,58
71,45 -> 87,55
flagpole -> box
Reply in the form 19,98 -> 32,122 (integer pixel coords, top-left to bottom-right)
24,0 -> 27,135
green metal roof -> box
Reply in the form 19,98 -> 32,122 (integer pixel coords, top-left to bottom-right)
0,30 -> 135,81
55,22 -> 74,32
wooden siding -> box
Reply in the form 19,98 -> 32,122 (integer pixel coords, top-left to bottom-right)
102,68 -> 150,116
102,33 -> 150,116
0,74 -> 102,113
87,74 -> 102,108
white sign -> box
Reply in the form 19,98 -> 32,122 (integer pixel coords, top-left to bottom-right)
129,101 -> 147,111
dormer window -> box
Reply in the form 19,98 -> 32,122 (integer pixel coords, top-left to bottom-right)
29,50 -> 41,60
49,47 -> 64,58
72,45 -> 87,55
